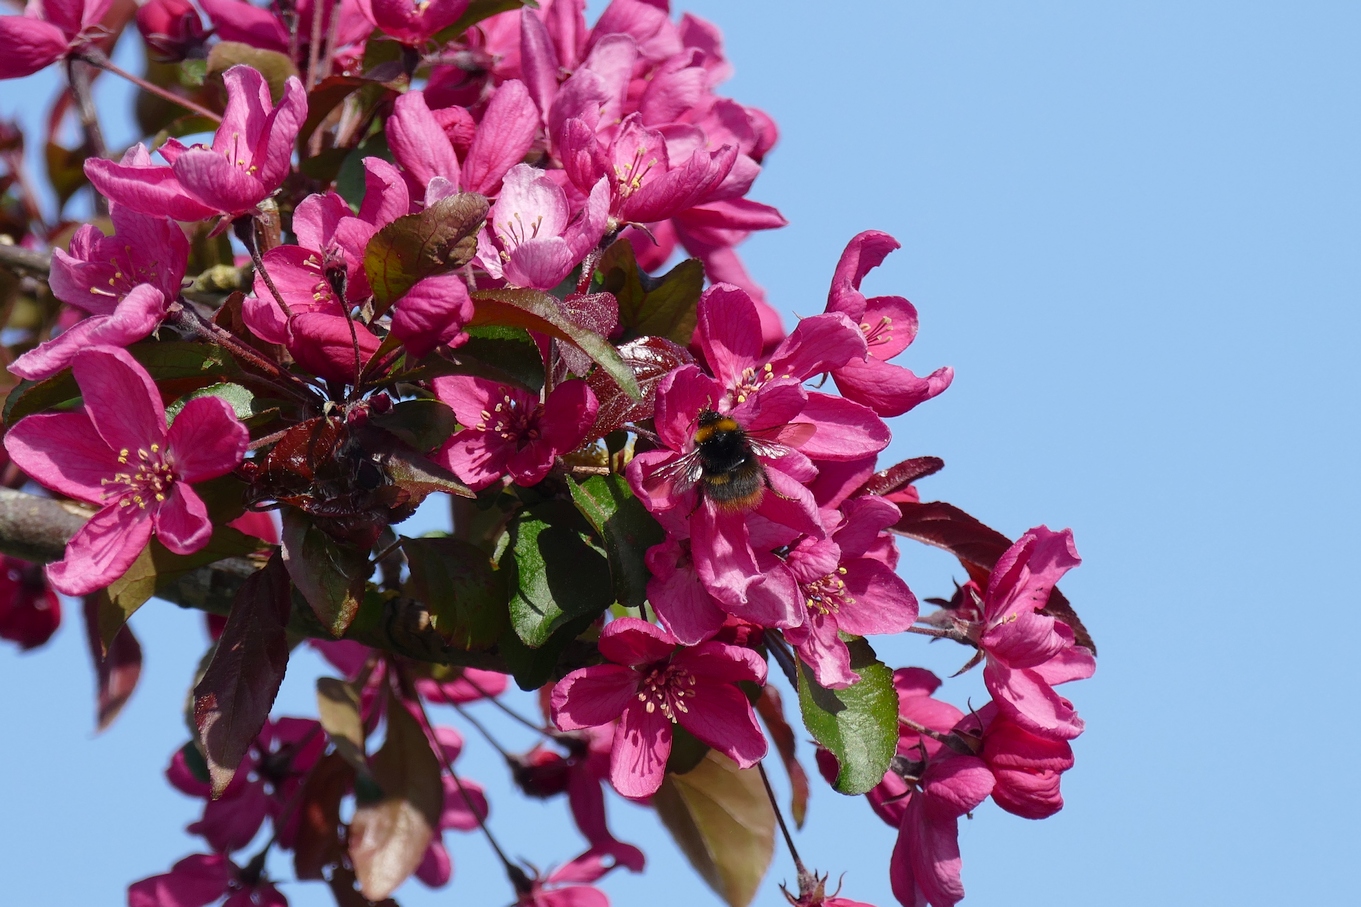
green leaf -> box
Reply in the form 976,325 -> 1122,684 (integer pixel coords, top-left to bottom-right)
364,193 -> 488,314
796,638 -> 898,795
431,0 -> 536,45
567,474 -> 665,608
92,526 -> 262,650
653,752 -> 775,907
370,399 -> 456,453
316,677 -> 369,777
598,241 -> 704,344
206,42 -> 299,103
457,324 -> 544,392
496,609 -> 597,691
45,141 -> 89,210
4,371 -> 79,426
504,503 -> 612,648
166,382 -> 256,422
402,536 -> 508,651
336,133 -> 392,209
470,288 -> 641,399
280,508 -> 371,636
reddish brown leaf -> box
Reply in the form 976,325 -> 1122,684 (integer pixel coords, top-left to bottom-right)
586,335 -> 695,437
316,677 -> 369,777
327,865 -> 399,907
349,689 -> 444,901
892,501 -> 1096,654
192,552 -> 293,797
293,751 -> 355,881
755,685 -> 811,828
82,596 -> 142,733
857,455 -> 945,498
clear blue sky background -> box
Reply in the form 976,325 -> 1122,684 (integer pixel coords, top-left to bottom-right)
2,1 -> 1359,905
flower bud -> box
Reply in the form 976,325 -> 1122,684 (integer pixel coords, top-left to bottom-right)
135,0 -> 208,62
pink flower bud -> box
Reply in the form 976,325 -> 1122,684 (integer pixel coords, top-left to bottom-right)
135,0 -> 208,61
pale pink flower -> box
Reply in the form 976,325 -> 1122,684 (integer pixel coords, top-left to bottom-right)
3,347 -> 248,596
86,65 -> 306,222
476,163 -> 610,290
550,618 -> 767,799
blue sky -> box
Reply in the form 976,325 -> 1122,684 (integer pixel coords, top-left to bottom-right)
2,1 -> 1359,905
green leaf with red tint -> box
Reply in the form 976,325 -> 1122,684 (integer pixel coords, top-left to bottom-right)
316,677 -> 369,777
82,597 -> 143,733
349,689 -> 443,901
653,751 -> 775,907
364,193 -> 487,314
470,288 -> 641,400
281,508 -> 370,636
585,335 -> 694,437
192,552 -> 293,797
597,241 -> 704,344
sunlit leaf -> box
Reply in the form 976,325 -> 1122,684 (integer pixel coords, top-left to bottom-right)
796,638 -> 897,796
364,193 -> 487,313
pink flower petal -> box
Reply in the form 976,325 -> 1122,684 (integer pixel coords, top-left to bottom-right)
696,283 -> 762,390
84,150 -> 219,222
2,411 -> 119,503
609,700 -> 671,799
10,284 -> 167,381
835,559 -> 918,637
152,482 -> 213,555
983,660 -> 1086,740
551,664 -> 640,730
46,502 -> 154,596
674,677 -> 766,769
171,147 -> 267,216
72,346 -> 165,455
462,79 -> 538,196
598,617 -> 676,666
166,396 -> 249,483
387,90 -> 460,188
0,18 -> 69,79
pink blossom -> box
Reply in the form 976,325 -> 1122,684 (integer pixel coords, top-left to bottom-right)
127,852 -> 287,907
12,205 -> 189,381
433,376 -> 598,491
285,313 -> 382,386
476,163 -> 610,290
86,65 -> 306,222
825,231 -> 954,417
940,526 -> 1096,740
973,703 -> 1074,820
0,557 -> 61,650
781,495 -> 919,688
3,347 -> 248,596
358,0 -> 468,46
550,617 -> 767,799
198,0 -> 370,59
0,0 -> 111,80
136,0 -> 208,61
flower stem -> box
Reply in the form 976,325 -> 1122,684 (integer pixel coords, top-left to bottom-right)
79,49 -> 222,124
758,761 -> 809,878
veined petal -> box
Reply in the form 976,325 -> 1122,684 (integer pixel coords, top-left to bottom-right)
551,664 -> 640,730
387,90 -> 460,188
167,396 -> 248,482
84,153 -> 219,222
609,700 -> 671,799
696,283 -> 762,390
46,502 -> 154,596
833,357 -> 953,418
153,483 -> 212,554
984,660 -> 1086,740
73,346 -> 165,455
835,559 -> 918,637
675,678 -> 766,769
9,284 -> 167,382
171,147 -> 268,216
793,392 -> 890,460
3,410 -> 118,503
462,79 -> 538,196
598,617 -> 676,666
827,230 -> 900,320
0,18 -> 68,80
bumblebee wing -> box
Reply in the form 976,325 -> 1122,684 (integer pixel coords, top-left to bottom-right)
748,437 -> 798,460
643,449 -> 705,498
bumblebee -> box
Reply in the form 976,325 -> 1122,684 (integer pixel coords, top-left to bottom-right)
645,409 -> 811,511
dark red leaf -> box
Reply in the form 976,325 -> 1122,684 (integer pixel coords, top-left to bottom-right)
82,595 -> 142,733
857,456 -> 945,498
192,552 -> 293,797
293,751 -> 355,881
586,335 -> 695,436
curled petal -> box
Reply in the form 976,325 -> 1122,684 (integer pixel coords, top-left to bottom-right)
46,502 -> 154,596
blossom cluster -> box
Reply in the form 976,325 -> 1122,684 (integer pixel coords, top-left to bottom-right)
0,2 -> 1095,907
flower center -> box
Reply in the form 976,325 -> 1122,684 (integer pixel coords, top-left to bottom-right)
498,210 -> 545,252
861,315 -> 893,351
802,567 -> 853,616
732,362 -> 792,404
636,663 -> 697,722
613,145 -> 658,199
476,391 -> 541,445
102,443 -> 176,509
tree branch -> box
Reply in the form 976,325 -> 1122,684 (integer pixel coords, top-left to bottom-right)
0,244 -> 52,278
0,488 -> 559,673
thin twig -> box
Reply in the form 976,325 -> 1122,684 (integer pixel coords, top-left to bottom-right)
80,49 -> 222,124
758,762 -> 808,877
65,57 -> 108,215
0,244 -> 52,277
235,218 -> 295,319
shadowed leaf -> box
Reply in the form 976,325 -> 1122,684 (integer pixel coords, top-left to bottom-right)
316,677 -> 368,776
82,596 -> 142,733
567,474 -> 664,609
403,535 -> 508,650
585,335 -> 694,437
281,508 -> 371,636
796,639 -> 896,796
505,503 -> 612,648
755,685 -> 811,828
294,751 -> 355,881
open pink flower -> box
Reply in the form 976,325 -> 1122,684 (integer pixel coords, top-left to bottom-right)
86,65 -> 305,222
12,205 -> 189,381
433,376 -> 598,491
780,495 -> 919,688
550,617 -> 767,799
0,0 -> 111,80
514,848 -> 624,907
358,0 -> 467,46
476,163 -> 610,290
3,347 -> 248,596
825,231 -> 954,417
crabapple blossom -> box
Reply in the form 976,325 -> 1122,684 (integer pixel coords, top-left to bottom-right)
3,346 -> 248,595
550,618 -> 767,798
0,0 -> 111,80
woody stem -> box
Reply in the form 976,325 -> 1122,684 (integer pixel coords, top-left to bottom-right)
758,761 -> 808,878
79,49 -> 222,124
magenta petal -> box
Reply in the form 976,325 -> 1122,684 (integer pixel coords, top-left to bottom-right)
1032,645 -> 1097,686
691,502 -> 758,607
675,640 -> 767,685
984,660 -> 1086,740
644,542 -> 726,645
439,774 -> 488,829
790,613 -> 857,689
166,396 -> 248,482
435,431 -> 504,491
766,312 -> 868,381
171,147 -> 267,215
827,231 -> 900,319
519,8 -> 560,114
462,79 -> 538,196
430,374 -> 500,427
73,346 -> 165,455
835,559 -> 918,637
598,617 -> 676,666
9,284 -> 167,381
504,237 -> 577,289
539,379 -> 597,453
754,468 -> 824,539
793,392 -> 890,460
387,90 -> 460,188
834,356 -> 954,418
695,283 -> 761,389
609,700 -> 671,799
3,411 -> 118,503
653,365 -> 721,451
551,664 -> 640,730
128,852 -> 232,907
415,840 -> 452,888
152,482 -> 212,555
675,678 -> 766,769
46,502 -> 153,596
390,272 -> 475,358
0,18 -> 69,80
254,75 -> 306,190
84,154 -> 218,222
